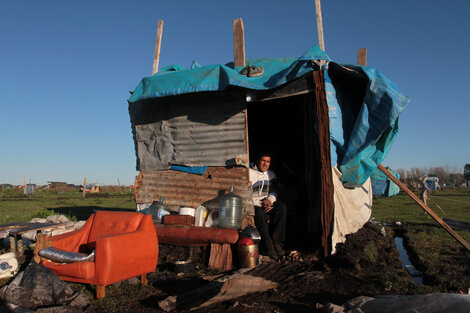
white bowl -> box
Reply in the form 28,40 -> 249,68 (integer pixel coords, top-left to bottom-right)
179,207 -> 195,216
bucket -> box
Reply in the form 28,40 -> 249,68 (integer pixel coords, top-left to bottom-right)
179,207 -> 195,216
237,237 -> 259,268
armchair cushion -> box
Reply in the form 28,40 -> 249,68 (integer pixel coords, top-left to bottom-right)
88,211 -> 144,243
41,260 -> 95,279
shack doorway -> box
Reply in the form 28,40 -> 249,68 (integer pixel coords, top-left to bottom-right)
247,93 -> 322,251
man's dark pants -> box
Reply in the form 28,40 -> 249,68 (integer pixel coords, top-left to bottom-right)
254,200 -> 287,253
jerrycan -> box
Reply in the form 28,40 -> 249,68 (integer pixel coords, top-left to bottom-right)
218,186 -> 242,229
144,197 -> 168,223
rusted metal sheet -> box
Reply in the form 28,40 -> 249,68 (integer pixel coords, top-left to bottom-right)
134,166 -> 254,216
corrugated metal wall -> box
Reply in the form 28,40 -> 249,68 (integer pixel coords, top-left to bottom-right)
130,90 -> 254,215
132,94 -> 248,171
134,166 -> 254,215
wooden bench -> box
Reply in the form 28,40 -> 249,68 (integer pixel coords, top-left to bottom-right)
154,220 -> 239,271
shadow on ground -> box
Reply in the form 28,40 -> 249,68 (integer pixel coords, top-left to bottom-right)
48,207 -> 135,220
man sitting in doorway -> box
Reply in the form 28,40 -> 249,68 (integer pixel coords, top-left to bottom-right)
249,153 -> 287,258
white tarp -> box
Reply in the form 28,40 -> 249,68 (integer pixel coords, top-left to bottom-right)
332,166 -> 373,253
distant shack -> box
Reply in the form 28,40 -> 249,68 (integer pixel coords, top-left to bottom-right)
48,182 -> 76,191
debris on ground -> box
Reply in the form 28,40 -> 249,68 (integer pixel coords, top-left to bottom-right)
0,252 -> 18,279
158,268 -> 278,311
0,260 -> 94,312
21,217 -> 86,241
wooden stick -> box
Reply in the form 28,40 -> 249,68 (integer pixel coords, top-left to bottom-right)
233,18 -> 245,67
152,20 -> 164,75
377,163 -> 470,251
117,178 -> 123,195
315,0 -> 325,51
357,48 -> 367,66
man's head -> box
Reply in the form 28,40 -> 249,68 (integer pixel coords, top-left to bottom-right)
257,153 -> 271,172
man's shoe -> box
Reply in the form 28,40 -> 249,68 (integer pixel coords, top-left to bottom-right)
274,241 -> 285,256
261,243 -> 277,259
266,247 -> 277,259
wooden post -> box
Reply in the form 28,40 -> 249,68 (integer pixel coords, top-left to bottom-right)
208,243 -> 233,271
9,236 -> 16,253
17,238 -> 24,256
233,18 -> 245,67
96,285 -> 106,299
152,20 -> 164,75
377,163 -> 470,251
315,0 -> 325,51
83,177 -> 87,198
117,178 -> 123,195
34,233 -> 45,263
357,48 -> 367,66
34,233 -> 52,263
141,273 -> 148,286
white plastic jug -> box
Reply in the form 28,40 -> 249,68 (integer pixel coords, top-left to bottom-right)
195,206 -> 208,227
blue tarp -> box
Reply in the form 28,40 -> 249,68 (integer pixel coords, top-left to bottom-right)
371,168 -> 400,196
426,179 -> 437,191
129,45 -> 409,186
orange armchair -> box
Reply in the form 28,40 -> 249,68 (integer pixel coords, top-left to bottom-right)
40,211 -> 158,298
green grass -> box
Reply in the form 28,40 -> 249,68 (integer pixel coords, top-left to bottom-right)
0,188 -> 136,222
372,187 -> 470,292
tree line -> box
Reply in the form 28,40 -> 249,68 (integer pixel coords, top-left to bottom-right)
395,165 -> 467,187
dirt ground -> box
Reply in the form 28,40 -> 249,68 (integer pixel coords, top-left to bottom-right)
0,222 -> 453,312
86,222 -> 434,312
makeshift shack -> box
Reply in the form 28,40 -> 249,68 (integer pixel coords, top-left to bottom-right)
371,167 -> 400,197
128,44 -> 409,255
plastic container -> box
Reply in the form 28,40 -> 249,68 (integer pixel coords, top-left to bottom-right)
143,197 -> 168,222
218,186 -> 242,229
195,206 -> 208,227
179,207 -> 195,216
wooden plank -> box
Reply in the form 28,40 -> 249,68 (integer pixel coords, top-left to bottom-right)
244,109 -> 250,157
255,74 -> 313,102
233,18 -> 245,67
357,48 -> 367,66
377,163 -> 470,251
0,222 -> 65,234
152,20 -> 164,75
208,243 -> 232,271
313,71 -> 334,257
315,0 -> 325,51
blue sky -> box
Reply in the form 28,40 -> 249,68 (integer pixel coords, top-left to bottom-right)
1,0 -> 469,185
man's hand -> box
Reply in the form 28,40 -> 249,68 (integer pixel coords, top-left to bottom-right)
261,199 -> 273,213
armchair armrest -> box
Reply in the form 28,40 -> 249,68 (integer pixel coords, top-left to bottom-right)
94,228 -> 158,285
48,215 -> 94,252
